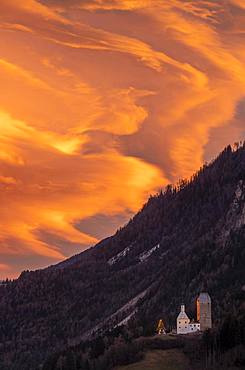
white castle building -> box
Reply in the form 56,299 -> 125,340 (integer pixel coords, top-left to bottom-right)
177,304 -> 200,334
177,293 -> 212,334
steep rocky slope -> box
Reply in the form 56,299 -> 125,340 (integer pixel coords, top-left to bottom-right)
0,144 -> 244,370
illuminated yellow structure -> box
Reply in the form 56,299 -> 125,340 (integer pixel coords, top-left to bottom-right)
157,319 -> 166,335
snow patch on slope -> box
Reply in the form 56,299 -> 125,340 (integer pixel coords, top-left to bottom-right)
115,311 -> 136,328
139,243 -> 160,262
107,242 -> 161,266
108,246 -> 130,266
80,289 -> 148,341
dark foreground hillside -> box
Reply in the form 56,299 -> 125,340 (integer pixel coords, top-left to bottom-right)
0,143 -> 245,369
43,317 -> 245,370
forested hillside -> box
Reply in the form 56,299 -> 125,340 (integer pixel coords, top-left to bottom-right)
0,143 -> 244,370
42,315 -> 245,370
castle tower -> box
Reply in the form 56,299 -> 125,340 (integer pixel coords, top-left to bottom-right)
197,293 -> 212,331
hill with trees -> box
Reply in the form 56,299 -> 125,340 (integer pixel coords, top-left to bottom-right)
0,143 -> 244,369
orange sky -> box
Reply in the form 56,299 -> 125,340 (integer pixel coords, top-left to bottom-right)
0,0 -> 244,279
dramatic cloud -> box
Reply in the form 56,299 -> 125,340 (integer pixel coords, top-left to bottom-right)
0,0 -> 244,278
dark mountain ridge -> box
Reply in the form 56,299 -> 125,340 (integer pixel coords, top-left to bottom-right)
0,143 -> 245,369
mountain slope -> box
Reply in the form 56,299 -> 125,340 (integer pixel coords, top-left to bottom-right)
0,143 -> 245,370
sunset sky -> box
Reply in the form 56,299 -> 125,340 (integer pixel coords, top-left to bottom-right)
0,0 -> 245,279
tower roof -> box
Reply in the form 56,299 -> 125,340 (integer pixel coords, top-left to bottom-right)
177,311 -> 189,320
177,305 -> 190,320
197,292 -> 211,303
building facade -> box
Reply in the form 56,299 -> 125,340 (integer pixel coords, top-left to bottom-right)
177,304 -> 190,334
189,322 -> 201,332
